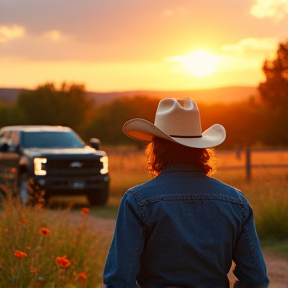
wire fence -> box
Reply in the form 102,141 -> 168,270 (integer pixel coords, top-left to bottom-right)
216,148 -> 288,181
106,147 -> 288,182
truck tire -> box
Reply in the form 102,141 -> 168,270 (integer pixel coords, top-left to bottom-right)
87,188 -> 109,206
18,173 -> 29,204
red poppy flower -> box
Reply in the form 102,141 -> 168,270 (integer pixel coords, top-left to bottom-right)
14,250 -> 27,259
56,257 -> 71,269
31,268 -> 39,274
78,272 -> 87,280
81,208 -> 89,214
39,228 -> 50,236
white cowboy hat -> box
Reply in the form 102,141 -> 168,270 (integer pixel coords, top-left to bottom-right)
123,98 -> 226,148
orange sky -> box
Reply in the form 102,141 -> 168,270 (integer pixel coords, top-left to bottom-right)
1,0 -> 288,91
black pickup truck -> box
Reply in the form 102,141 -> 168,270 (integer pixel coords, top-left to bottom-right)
0,125 -> 109,205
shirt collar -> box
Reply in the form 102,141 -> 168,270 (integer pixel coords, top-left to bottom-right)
162,164 -> 204,173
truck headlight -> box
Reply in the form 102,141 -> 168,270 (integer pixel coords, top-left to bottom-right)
100,156 -> 108,174
34,158 -> 47,175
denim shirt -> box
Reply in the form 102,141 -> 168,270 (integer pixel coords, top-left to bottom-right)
103,165 -> 269,288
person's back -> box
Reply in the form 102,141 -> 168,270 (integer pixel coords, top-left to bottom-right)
103,98 -> 269,288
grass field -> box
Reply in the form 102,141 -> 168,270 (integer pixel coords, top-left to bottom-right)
106,147 -> 288,201
106,147 -> 288,257
1,147 -> 287,286
49,147 -> 288,257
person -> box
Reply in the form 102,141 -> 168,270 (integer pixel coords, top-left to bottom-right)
103,98 -> 269,288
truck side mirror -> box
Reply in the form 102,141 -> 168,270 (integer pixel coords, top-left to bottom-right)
89,138 -> 100,150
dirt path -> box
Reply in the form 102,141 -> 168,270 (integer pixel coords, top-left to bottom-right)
72,213 -> 288,288
262,253 -> 288,288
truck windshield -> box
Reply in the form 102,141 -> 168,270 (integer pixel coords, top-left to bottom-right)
22,131 -> 86,148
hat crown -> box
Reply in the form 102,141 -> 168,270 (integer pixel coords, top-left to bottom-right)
154,98 -> 202,137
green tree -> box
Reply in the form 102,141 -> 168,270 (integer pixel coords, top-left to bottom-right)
199,98 -> 263,149
0,102 -> 21,127
16,83 -> 95,136
85,96 -> 160,146
86,95 -> 264,148
258,40 -> 288,146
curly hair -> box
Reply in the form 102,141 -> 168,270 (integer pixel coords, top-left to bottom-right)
145,137 -> 216,177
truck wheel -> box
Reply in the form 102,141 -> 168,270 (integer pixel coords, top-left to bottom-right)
18,173 -> 29,204
87,188 -> 109,206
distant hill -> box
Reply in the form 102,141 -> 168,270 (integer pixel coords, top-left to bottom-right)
0,86 -> 258,106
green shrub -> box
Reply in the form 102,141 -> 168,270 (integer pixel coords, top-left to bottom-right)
255,200 -> 288,240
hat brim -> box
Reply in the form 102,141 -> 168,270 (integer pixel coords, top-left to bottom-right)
123,118 -> 226,148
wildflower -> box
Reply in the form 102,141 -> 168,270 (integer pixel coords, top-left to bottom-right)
81,208 -> 89,215
78,272 -> 87,283
56,257 -> 71,269
77,272 -> 87,280
18,218 -> 28,226
31,268 -> 39,274
4,228 -> 8,233
14,250 -> 27,259
39,227 -> 50,236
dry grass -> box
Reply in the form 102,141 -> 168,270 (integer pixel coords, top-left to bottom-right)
0,189 -> 110,287
1,147 -> 287,287
48,147 -> 288,242
107,148 -> 151,202
107,147 -> 288,241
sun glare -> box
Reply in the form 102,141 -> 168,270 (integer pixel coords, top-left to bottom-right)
169,50 -> 220,77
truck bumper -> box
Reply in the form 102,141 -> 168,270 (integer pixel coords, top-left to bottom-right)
32,174 -> 110,196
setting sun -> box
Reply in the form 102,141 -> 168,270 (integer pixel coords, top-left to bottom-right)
168,50 -> 220,77
1,0 -> 286,91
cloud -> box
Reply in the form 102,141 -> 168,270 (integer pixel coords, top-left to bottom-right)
216,55 -> 263,72
43,30 -> 70,41
250,0 -> 288,20
165,38 -> 278,77
221,37 -> 278,54
166,53 -> 261,74
219,38 -> 280,73
0,24 -> 25,43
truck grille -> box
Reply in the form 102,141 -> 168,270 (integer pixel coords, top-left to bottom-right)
46,159 -> 103,176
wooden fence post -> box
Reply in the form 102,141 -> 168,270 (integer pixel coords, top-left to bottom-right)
245,147 -> 251,182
